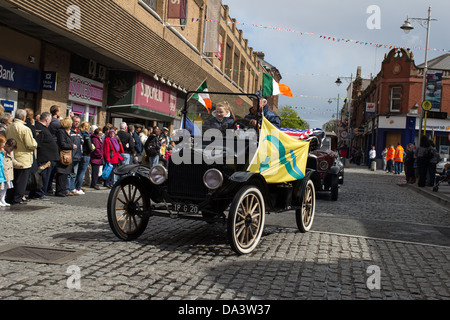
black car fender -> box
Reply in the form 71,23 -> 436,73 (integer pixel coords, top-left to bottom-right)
228,171 -> 271,206
324,165 -> 340,189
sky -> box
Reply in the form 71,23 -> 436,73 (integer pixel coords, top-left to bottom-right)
222,0 -> 450,129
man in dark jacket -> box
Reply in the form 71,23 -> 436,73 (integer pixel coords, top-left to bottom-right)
117,122 -> 135,165
245,91 -> 281,129
31,112 -> 59,200
66,115 -> 82,195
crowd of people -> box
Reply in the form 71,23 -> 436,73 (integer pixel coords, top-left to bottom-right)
341,136 -> 442,188
380,137 -> 441,187
0,105 -> 172,205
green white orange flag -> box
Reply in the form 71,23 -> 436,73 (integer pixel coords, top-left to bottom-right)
192,80 -> 212,113
262,73 -> 293,97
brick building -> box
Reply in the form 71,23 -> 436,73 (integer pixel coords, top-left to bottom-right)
0,0 -> 275,130
350,48 -> 450,164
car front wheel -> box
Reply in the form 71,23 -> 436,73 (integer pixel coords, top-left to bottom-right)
227,185 -> 265,255
107,176 -> 150,241
296,178 -> 316,232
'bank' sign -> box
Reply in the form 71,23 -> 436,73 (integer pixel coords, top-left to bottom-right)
0,58 -> 40,92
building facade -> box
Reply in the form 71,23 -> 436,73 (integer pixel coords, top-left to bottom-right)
0,0 -> 275,131
349,48 -> 450,165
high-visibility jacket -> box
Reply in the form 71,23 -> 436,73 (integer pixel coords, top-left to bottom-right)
394,145 -> 404,162
386,147 -> 395,161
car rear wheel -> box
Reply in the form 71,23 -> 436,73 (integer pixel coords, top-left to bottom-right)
107,176 -> 150,241
227,185 -> 265,255
296,178 -> 316,232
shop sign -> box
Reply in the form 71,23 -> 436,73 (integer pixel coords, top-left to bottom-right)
41,71 -> 57,91
366,102 -> 376,114
68,73 -> 104,107
0,58 -> 40,93
135,72 -> 177,116
0,100 -> 14,112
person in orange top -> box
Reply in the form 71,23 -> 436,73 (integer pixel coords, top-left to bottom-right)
394,143 -> 405,174
386,145 -> 395,173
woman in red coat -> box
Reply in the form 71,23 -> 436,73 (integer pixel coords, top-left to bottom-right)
103,129 -> 123,188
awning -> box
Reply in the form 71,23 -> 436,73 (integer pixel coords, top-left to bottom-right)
107,105 -> 178,122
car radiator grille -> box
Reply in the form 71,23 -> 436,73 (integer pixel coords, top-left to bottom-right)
168,161 -> 209,199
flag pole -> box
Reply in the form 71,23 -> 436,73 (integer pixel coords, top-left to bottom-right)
186,78 -> 208,102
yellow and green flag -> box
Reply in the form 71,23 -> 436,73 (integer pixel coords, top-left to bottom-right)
248,117 -> 310,184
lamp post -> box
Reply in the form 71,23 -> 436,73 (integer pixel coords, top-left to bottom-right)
400,6 -> 437,137
335,75 -> 354,147
328,94 -> 340,144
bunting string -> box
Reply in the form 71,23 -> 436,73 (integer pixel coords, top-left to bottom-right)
191,18 -> 450,53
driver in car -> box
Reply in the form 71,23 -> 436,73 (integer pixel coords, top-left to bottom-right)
245,91 -> 281,129
203,101 -> 235,131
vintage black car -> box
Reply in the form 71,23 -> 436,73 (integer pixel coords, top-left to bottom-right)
107,92 -> 320,255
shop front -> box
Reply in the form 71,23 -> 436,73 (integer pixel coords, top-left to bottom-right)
0,57 -> 41,115
68,73 -> 104,124
107,71 -> 178,130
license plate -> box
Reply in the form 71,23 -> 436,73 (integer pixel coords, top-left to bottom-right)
173,203 -> 199,214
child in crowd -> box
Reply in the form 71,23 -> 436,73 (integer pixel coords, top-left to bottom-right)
0,138 -> 24,206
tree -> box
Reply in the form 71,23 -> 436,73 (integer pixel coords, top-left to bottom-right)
322,119 -> 339,132
278,105 -> 310,129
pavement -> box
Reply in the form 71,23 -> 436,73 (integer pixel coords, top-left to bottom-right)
400,176 -> 450,208
0,165 -> 449,302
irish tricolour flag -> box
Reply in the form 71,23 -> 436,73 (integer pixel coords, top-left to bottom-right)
192,80 -> 212,113
262,74 -> 293,98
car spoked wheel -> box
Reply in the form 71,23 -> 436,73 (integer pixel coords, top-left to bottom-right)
296,179 -> 315,233
227,186 -> 265,255
107,176 -> 149,241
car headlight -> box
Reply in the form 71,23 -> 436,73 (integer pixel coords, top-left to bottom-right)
149,165 -> 168,185
203,169 -> 223,190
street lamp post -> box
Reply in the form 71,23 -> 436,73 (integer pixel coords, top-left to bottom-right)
400,6 -> 437,137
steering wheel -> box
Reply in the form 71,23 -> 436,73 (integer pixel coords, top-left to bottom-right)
231,118 -> 253,130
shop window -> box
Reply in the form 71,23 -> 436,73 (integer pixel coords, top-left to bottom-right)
390,87 -> 402,112
142,0 -> 157,11
17,91 -> 36,111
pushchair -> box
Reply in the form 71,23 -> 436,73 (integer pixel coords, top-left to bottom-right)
433,163 -> 450,192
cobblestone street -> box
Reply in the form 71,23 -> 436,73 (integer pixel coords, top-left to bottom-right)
0,165 -> 449,301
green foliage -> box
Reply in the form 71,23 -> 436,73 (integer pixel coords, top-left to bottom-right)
278,105 -> 310,129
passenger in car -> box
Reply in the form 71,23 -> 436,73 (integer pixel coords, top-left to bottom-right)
204,101 -> 235,131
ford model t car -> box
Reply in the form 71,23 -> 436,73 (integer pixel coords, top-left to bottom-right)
107,92 -> 320,255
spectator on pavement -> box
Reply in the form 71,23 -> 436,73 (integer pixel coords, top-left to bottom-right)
394,143 -> 405,175
130,125 -> 142,163
73,121 -> 93,195
144,126 -> 161,168
90,128 -> 103,190
55,117 -> 76,197
66,115 -> 82,195
1,138 -> 24,206
5,109 -> 37,205
31,112 -> 59,200
103,129 -> 123,188
415,135 -> 431,188
117,122 -> 134,165
0,113 -> 13,137
404,143 -> 416,184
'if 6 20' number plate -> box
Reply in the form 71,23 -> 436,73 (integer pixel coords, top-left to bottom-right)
174,203 -> 199,214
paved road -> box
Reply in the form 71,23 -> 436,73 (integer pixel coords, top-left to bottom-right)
0,165 -> 449,301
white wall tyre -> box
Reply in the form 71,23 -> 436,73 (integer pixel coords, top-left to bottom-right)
296,179 -> 316,233
227,186 -> 265,255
